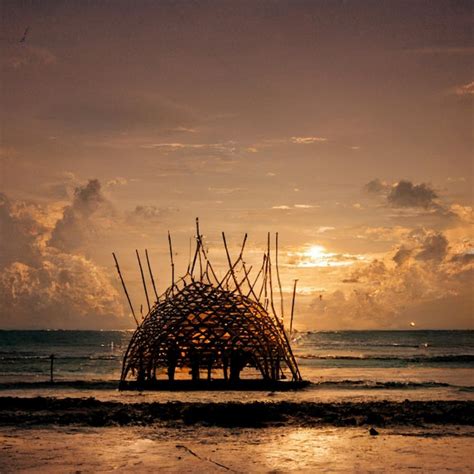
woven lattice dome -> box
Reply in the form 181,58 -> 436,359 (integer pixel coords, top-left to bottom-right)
115,220 -> 302,387
121,281 -> 300,383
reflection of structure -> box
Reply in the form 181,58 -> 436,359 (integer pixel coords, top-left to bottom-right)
115,219 -> 302,389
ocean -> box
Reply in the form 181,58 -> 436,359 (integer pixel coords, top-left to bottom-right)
1,330 -> 473,402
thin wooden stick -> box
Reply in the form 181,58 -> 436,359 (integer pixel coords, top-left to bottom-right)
222,232 -> 244,295
112,252 -> 138,326
267,232 -> 278,318
275,233 -> 284,323
257,254 -> 268,301
289,279 -> 298,335
247,254 -> 266,299
168,231 -> 175,288
136,249 -> 151,312
186,237 -> 192,274
217,234 -> 247,289
145,249 -> 159,302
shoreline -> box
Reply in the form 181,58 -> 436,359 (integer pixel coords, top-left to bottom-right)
1,396 -> 473,428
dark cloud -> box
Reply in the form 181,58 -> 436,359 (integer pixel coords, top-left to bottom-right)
129,205 -> 178,224
392,246 -> 413,266
48,179 -> 109,251
363,178 -> 389,195
387,180 -> 438,209
451,251 -> 474,264
415,232 -> 449,261
363,179 -> 439,209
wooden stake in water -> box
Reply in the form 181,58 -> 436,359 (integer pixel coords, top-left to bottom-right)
49,354 -> 55,383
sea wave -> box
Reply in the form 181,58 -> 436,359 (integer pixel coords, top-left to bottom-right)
312,380 -> 474,391
0,354 -> 121,361
0,379 -> 471,392
297,354 -> 474,363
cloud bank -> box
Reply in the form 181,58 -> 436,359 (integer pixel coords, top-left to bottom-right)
0,181 -> 126,329
310,230 -> 473,329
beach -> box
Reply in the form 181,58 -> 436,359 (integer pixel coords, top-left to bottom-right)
1,330 -> 473,472
3,425 -> 474,473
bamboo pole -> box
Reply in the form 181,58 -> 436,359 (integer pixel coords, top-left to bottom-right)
112,252 -> 139,326
217,234 -> 247,289
136,249 -> 151,312
247,254 -> 266,299
186,237 -> 192,274
168,231 -> 175,288
145,249 -> 159,302
257,254 -> 268,301
275,233 -> 284,324
222,232 -> 244,295
267,232 -> 278,319
289,279 -> 298,335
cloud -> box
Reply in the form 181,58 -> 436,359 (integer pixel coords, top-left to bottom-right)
453,81 -> 474,97
392,230 -> 449,265
0,255 -> 124,329
0,193 -> 44,268
414,231 -> 449,261
287,245 -> 366,268
208,187 -> 243,195
291,136 -> 327,144
364,179 -> 472,230
392,246 -> 412,266
42,94 -> 196,136
404,47 -> 474,55
316,226 -> 335,233
312,230 -> 473,329
272,204 -> 318,210
130,205 -> 177,223
364,178 -> 390,195
3,45 -> 57,69
363,179 -> 469,223
48,179 -> 111,252
106,177 -> 128,187
387,180 -> 438,209
141,142 -> 236,154
0,189 -> 126,329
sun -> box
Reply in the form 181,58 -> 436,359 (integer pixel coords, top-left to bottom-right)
307,245 -> 327,261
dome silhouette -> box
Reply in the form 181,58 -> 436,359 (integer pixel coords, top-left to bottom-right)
115,220 -> 302,388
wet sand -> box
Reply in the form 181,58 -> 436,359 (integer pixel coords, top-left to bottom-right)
1,425 -> 473,473
1,395 -> 473,472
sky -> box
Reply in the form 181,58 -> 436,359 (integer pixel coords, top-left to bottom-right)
0,0 -> 472,330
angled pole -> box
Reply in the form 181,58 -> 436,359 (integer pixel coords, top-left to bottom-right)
217,233 -> 247,289
267,232 -> 278,319
289,279 -> 298,336
247,255 -> 266,300
136,249 -> 151,312
145,249 -> 159,302
222,232 -> 244,295
168,231 -> 175,288
275,232 -> 285,324
257,254 -> 268,301
112,252 -> 139,326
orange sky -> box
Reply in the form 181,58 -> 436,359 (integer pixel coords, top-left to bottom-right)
0,1 -> 472,329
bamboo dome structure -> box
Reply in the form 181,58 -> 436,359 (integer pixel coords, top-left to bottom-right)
114,219 -> 302,389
